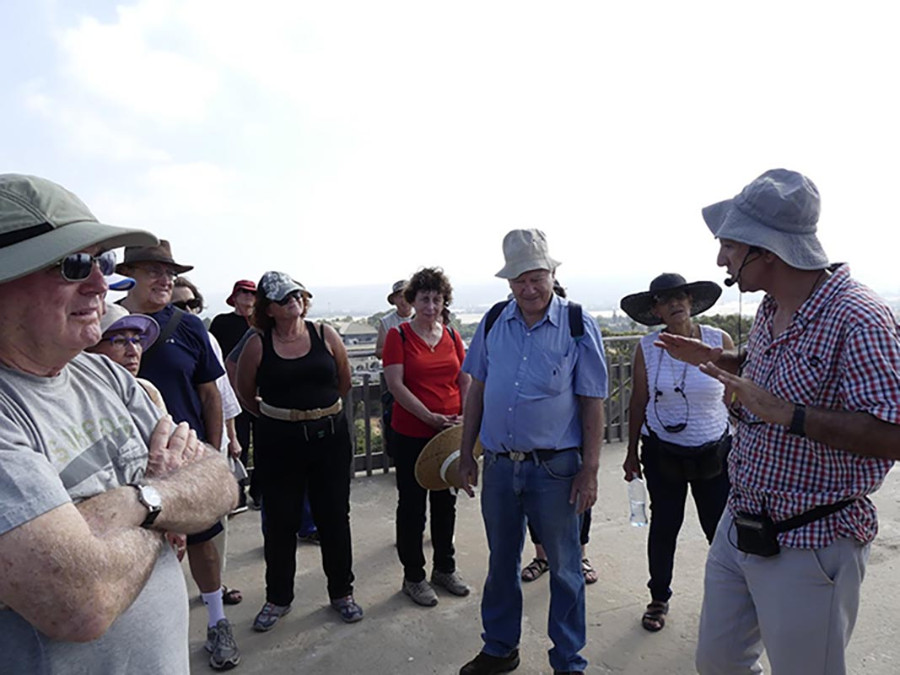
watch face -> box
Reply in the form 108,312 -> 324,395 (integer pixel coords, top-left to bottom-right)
140,485 -> 163,510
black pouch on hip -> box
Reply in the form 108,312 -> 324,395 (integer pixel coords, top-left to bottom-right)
734,512 -> 781,557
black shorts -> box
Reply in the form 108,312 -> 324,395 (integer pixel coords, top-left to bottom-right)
186,520 -> 224,545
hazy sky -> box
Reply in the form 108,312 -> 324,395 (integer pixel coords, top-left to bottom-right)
2,1 -> 898,314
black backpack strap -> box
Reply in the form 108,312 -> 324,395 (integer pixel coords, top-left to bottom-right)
567,302 -> 584,340
398,323 -> 406,342
484,300 -> 510,338
446,325 -> 459,348
143,307 -> 184,359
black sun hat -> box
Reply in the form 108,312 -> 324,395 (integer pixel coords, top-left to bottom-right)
620,273 -> 722,326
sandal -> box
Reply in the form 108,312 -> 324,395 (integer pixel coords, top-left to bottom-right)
222,585 -> 243,605
331,595 -> 364,623
521,557 -> 549,582
581,558 -> 598,585
642,600 -> 669,632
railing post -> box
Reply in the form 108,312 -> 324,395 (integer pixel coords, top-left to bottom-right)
362,373 -> 373,476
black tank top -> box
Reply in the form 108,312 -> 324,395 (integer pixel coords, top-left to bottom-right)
257,321 -> 340,410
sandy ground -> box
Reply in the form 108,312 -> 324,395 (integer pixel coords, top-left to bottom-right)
186,441 -> 900,674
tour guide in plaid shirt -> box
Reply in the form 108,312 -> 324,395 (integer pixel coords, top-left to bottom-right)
457,229 -> 608,675
658,169 -> 900,675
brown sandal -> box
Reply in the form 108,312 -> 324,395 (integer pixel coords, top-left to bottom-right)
521,558 -> 549,582
642,600 -> 668,632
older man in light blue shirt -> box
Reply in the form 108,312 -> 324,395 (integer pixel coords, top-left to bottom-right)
458,229 -> 608,675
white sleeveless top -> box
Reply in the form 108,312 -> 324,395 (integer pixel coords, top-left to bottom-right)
640,325 -> 728,446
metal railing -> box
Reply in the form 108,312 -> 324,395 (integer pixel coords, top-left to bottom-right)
342,335 -> 641,477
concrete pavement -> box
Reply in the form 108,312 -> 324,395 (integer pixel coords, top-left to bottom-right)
187,441 -> 900,674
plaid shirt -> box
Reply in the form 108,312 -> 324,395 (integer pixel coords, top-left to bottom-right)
729,264 -> 899,548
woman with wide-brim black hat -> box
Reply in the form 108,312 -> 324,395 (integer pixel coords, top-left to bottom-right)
620,273 -> 734,633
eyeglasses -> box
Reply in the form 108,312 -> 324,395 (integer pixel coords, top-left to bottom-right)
133,263 -> 177,280
276,291 -> 302,306
173,298 -> 202,311
100,335 -> 147,349
56,251 -> 117,282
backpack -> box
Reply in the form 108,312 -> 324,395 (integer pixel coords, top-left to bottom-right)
483,299 -> 584,342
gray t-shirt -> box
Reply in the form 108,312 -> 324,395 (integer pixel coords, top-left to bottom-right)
0,353 -> 190,674
380,309 -> 412,332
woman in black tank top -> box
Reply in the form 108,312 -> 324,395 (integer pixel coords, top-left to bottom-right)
235,271 -> 363,629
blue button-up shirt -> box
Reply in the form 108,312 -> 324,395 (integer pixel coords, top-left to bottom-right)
463,294 -> 608,453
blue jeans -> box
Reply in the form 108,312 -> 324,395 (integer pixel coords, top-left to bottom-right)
479,450 -> 587,673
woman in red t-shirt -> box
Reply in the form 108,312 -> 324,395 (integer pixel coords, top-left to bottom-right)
383,267 -> 471,607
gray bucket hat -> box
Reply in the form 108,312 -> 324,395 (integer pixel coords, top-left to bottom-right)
0,174 -> 157,284
495,228 -> 561,279
701,168 -> 828,270
387,279 -> 407,305
620,273 -> 722,326
258,271 -> 312,302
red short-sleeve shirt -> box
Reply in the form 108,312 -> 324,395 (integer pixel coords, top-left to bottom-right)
383,324 -> 466,438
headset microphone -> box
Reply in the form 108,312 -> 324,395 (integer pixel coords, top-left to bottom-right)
724,276 -> 737,287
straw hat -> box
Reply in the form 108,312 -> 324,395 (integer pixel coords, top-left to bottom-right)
414,425 -> 483,491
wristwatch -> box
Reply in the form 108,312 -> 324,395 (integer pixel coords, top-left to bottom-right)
130,483 -> 163,528
788,403 -> 807,438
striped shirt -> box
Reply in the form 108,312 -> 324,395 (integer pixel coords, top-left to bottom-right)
729,264 -> 899,548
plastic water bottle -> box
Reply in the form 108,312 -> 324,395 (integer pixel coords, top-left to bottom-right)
628,473 -> 648,527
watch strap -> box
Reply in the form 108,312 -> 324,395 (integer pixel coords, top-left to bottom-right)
788,403 -> 806,437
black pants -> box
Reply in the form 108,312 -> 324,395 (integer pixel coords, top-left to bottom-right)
256,414 -> 354,604
235,410 -> 260,502
393,431 -> 457,582
641,434 -> 730,603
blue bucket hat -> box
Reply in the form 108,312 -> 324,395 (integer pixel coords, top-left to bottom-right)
701,168 -> 829,270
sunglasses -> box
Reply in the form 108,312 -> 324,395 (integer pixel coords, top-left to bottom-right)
100,335 -> 147,349
276,291 -> 302,306
652,290 -> 689,305
173,298 -> 202,311
57,250 -> 117,282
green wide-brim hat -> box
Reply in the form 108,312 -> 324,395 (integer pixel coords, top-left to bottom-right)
0,174 -> 157,284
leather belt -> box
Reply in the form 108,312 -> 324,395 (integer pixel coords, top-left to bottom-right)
497,447 -> 578,462
259,398 -> 342,422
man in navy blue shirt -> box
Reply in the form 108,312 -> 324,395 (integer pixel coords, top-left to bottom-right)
119,241 -> 240,671
458,229 -> 608,675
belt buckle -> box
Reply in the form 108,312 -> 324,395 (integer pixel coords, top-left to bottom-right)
508,451 -> 527,462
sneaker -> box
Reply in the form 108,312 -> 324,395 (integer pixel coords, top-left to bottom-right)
248,496 -> 262,511
205,619 -> 241,670
460,649 -> 520,674
402,578 -> 438,607
330,595 -> 364,623
296,531 -> 320,545
431,569 -> 470,597
252,602 -> 291,632
228,505 -> 249,517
